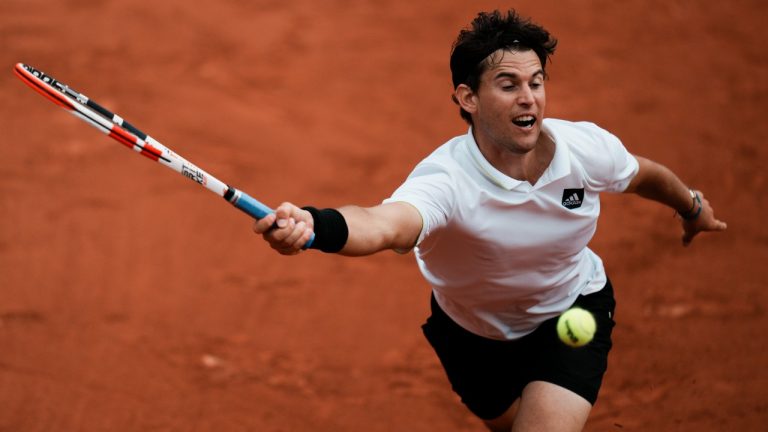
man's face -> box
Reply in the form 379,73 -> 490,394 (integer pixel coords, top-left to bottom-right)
470,49 -> 546,155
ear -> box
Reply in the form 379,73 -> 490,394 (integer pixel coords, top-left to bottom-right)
454,84 -> 478,114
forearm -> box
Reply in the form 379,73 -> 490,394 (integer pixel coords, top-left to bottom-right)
625,156 -> 697,214
254,201 -> 422,256
337,203 -> 422,256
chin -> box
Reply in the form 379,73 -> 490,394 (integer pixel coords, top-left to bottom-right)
507,140 -> 537,155
515,130 -> 541,150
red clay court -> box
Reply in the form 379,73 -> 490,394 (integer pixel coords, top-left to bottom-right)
1,1 -> 766,430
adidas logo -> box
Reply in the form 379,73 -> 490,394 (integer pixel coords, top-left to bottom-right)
561,188 -> 585,209
563,193 -> 581,205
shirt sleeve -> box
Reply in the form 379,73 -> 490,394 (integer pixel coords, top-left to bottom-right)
382,161 -> 456,246
572,122 -> 639,193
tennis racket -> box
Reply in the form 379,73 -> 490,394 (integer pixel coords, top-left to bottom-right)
13,63 -> 314,247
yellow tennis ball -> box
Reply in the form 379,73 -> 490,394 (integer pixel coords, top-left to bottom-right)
557,307 -> 596,347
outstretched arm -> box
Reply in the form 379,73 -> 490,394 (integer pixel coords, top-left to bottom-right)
252,201 -> 423,256
624,156 -> 727,246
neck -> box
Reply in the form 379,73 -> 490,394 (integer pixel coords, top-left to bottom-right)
474,132 -> 555,185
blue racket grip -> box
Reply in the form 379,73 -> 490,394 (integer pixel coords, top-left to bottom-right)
225,187 -> 315,249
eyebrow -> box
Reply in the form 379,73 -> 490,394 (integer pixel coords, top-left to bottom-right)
493,70 -> 546,80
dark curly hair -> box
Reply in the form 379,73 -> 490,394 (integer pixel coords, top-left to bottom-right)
450,10 -> 558,124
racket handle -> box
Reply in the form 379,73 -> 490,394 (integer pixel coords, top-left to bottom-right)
228,189 -> 272,219
225,187 -> 315,249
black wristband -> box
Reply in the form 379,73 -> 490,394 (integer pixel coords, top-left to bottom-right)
302,206 -> 349,253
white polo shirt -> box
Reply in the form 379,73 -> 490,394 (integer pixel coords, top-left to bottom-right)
385,118 -> 639,340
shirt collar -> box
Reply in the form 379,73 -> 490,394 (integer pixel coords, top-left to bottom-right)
465,120 -> 571,191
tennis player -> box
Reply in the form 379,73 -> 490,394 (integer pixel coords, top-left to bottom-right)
253,9 -> 727,432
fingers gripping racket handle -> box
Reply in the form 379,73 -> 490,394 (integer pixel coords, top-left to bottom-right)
225,187 -> 315,249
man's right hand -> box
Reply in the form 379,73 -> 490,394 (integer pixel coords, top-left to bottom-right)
253,202 -> 315,255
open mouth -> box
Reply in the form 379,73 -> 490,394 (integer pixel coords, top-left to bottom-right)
512,115 -> 536,128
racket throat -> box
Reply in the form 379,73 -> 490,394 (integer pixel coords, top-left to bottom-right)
223,186 -> 238,203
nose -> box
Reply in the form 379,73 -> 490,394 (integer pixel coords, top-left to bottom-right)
518,85 -> 535,105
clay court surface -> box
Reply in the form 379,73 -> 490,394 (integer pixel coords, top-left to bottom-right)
1,0 -> 766,430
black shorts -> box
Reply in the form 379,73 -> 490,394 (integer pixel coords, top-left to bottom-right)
421,279 -> 616,420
